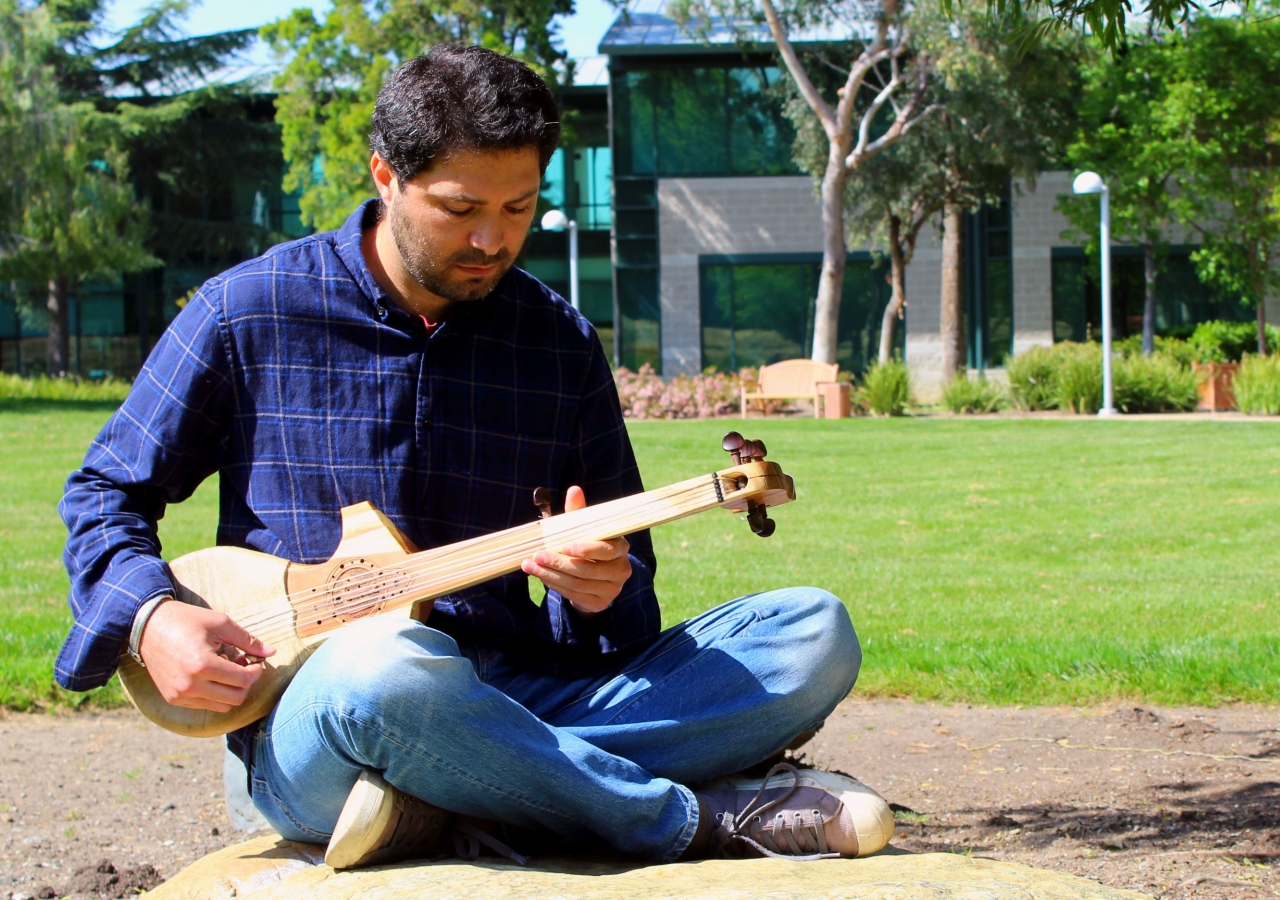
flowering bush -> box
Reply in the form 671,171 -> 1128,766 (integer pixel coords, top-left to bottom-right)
613,364 -> 741,419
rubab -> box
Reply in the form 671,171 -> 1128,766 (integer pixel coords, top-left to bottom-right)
118,433 -> 795,738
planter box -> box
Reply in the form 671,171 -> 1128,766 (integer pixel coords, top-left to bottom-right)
819,381 -> 852,418
1194,362 -> 1239,411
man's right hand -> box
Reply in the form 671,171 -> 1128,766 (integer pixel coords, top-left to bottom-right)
138,601 -> 276,713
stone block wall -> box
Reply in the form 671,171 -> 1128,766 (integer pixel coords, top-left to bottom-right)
656,176 -> 823,376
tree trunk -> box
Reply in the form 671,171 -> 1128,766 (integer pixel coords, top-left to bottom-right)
1258,300 -> 1268,356
940,201 -> 965,378
46,278 -> 71,377
811,144 -> 849,366
879,215 -> 907,364
1142,243 -> 1156,356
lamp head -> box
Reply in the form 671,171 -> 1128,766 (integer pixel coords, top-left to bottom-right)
1072,171 -> 1106,195
540,209 -> 569,231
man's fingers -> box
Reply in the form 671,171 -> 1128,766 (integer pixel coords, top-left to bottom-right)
211,617 -> 276,659
523,561 -> 612,602
564,485 -> 587,513
554,536 -> 629,562
530,551 -> 630,581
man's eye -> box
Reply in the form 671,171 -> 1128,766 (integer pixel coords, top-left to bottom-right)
445,206 -> 472,217
508,205 -> 530,215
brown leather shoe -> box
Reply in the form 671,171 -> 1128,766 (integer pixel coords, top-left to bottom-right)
684,763 -> 894,860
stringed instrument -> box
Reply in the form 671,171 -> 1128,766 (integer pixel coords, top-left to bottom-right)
118,433 -> 794,738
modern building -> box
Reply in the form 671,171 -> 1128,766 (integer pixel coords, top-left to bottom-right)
5,11 -> 1275,386
587,0 -> 1275,395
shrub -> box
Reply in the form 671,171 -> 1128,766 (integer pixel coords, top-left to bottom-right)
1233,354 -> 1280,415
862,359 -> 911,416
1006,345 -> 1060,411
1053,342 -> 1104,414
1189,320 -> 1280,363
0,373 -> 132,403
1115,334 -> 1197,368
613,365 -> 739,419
941,374 -> 1008,414
1113,354 -> 1198,413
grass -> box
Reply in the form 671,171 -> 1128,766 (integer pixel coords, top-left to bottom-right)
2,406 -> 1278,709
630,419 -> 1280,706
0,400 -> 218,709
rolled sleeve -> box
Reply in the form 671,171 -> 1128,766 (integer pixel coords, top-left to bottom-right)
56,289 -> 233,690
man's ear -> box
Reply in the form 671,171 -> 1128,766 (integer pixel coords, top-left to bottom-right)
370,153 -> 397,202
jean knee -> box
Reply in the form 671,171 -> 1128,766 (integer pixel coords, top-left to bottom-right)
304,617 -> 472,716
784,588 -> 861,715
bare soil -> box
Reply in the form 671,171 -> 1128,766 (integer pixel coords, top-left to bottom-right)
2,700 -> 1277,899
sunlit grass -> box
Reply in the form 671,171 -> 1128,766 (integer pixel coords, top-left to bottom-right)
2,405 -> 1277,708
633,418 -> 1280,705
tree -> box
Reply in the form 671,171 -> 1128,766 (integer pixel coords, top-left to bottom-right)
1059,38 -> 1179,356
0,0 -> 257,374
820,8 -> 1078,372
922,11 -> 1079,377
1161,16 -> 1280,356
670,0 -> 936,366
263,0 -> 573,231
822,131 -> 945,364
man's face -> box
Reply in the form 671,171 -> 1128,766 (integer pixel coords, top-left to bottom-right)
383,147 -> 541,306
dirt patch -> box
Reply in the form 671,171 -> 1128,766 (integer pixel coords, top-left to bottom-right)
2,701 -> 1278,899
0,710 -> 231,899
805,700 -> 1280,900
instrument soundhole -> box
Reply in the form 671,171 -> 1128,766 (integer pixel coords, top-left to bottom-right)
312,558 -> 413,622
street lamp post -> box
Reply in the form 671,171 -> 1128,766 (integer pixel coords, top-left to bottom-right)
1072,171 -> 1118,417
539,209 -> 579,312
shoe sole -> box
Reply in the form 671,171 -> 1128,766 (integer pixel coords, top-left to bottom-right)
701,768 -> 896,857
325,770 -> 396,869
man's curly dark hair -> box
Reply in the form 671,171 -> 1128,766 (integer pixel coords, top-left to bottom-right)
370,45 -> 561,183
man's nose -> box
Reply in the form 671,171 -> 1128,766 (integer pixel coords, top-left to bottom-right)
469,218 -> 503,257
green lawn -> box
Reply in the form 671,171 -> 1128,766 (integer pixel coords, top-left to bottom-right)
3,403 -> 1278,709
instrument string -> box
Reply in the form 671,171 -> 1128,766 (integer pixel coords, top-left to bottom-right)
223,478 -> 726,643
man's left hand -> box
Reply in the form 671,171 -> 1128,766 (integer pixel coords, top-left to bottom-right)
522,486 -> 631,616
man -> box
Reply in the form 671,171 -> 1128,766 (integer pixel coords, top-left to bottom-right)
57,46 -> 892,869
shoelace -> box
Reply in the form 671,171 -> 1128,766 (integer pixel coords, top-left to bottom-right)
716,762 -> 840,861
388,792 -> 530,867
451,821 -> 531,867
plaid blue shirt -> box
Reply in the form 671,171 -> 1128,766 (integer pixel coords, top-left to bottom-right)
57,201 -> 660,752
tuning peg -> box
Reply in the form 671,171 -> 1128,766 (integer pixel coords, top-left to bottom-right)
532,487 -> 553,519
741,439 -> 767,462
722,432 -> 746,465
746,500 -> 776,538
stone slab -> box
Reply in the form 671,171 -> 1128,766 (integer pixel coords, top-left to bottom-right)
148,834 -> 1153,900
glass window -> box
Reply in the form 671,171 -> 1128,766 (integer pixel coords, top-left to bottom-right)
656,68 -> 729,176
612,64 -> 799,178
617,267 -> 661,371
700,257 -> 891,375
542,148 -> 566,210
1052,248 -> 1251,343
616,71 -> 657,177
728,67 -> 797,176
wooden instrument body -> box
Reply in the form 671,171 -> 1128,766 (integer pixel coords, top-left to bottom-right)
118,461 -> 795,738
117,504 -> 424,738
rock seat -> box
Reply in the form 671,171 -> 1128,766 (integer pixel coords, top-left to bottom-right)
148,833 -> 1152,900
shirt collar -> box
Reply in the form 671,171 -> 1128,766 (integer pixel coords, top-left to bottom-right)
332,197 -> 507,332
332,199 -> 394,321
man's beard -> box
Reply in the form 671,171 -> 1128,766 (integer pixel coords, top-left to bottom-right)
387,196 -> 517,305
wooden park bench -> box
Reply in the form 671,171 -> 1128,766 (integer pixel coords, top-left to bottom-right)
740,359 -> 841,418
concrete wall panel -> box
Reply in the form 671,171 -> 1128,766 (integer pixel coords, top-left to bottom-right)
656,176 -> 822,375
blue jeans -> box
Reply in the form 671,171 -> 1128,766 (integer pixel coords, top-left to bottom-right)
250,588 -> 860,861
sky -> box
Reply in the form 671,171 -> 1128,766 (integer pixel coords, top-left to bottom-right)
101,0 -> 620,62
